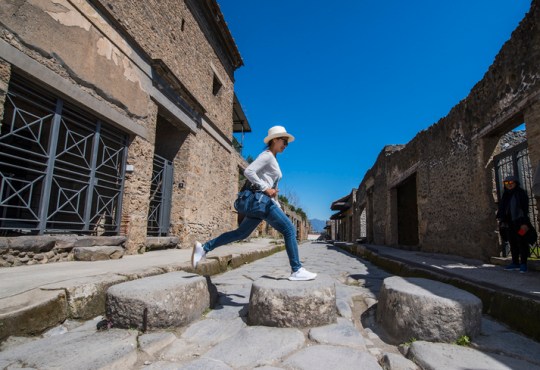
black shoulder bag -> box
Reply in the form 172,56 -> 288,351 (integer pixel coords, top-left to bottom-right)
234,180 -> 272,219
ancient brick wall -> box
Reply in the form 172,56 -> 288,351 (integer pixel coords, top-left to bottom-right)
353,0 -> 540,260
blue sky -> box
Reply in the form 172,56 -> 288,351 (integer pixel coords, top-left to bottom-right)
220,1 -> 531,221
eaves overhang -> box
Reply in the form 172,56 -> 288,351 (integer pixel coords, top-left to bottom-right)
233,94 -> 251,133
331,194 -> 352,211
330,211 -> 346,220
186,0 -> 244,72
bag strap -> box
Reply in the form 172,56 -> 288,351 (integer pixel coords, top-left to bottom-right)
240,179 -> 259,192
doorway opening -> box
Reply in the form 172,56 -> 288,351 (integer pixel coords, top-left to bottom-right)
396,173 -> 419,246
492,124 -> 538,257
147,114 -> 188,236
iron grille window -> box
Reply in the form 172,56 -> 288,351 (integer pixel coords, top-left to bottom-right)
0,75 -> 128,235
147,154 -> 173,236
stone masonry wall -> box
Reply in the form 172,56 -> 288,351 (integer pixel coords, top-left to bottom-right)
0,1 -> 160,253
122,134 -> 156,253
353,0 -> 540,260
93,0 -> 236,138
525,102 -> 540,193
170,130 -> 239,246
0,0 -> 244,260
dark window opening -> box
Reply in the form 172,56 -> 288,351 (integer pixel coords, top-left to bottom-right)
212,74 -> 222,96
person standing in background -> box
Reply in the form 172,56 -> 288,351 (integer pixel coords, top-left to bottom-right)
496,175 -> 531,273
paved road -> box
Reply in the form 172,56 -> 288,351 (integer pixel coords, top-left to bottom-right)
2,240 -> 540,369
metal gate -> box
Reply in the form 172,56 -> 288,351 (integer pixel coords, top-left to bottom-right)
0,76 -> 128,235
147,154 -> 173,236
494,141 -> 539,257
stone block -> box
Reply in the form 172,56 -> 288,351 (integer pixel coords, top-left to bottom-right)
54,236 -> 127,251
283,344 -> 381,370
73,246 -> 124,261
106,272 -> 211,330
8,236 -> 56,253
377,276 -> 482,343
0,328 -> 138,369
145,236 -> 179,251
248,274 -> 336,328
0,289 -> 67,341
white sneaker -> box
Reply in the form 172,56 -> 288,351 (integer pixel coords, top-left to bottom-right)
191,241 -> 206,268
288,267 -> 317,281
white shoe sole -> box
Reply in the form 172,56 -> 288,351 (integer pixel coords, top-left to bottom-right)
191,242 -> 204,268
288,274 -> 317,281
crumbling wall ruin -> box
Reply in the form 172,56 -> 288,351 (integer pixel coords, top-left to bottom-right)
353,0 -> 540,260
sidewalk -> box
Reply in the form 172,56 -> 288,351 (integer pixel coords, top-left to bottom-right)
0,238 -> 283,340
338,242 -> 540,341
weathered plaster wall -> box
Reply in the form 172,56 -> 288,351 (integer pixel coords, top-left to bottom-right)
0,0 -> 152,120
92,0 -> 235,137
354,0 -> 540,260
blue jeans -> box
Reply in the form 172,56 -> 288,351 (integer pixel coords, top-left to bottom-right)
202,202 -> 302,272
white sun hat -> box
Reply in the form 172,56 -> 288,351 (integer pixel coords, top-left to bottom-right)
263,125 -> 295,144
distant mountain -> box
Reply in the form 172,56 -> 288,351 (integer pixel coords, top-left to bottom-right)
309,218 -> 326,233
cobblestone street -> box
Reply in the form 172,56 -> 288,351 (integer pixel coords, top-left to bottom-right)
2,241 -> 540,369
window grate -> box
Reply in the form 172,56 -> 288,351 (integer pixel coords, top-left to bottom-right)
0,75 -> 128,235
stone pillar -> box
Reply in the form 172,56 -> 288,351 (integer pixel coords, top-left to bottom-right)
524,99 -> 540,223
0,58 -> 11,122
121,99 -> 157,254
524,99 -> 540,180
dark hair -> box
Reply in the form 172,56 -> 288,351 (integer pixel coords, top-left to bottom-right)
264,138 -> 276,150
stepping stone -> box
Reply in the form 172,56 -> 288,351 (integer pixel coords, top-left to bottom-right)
248,274 -> 336,328
377,276 -> 482,343
106,271 -> 211,330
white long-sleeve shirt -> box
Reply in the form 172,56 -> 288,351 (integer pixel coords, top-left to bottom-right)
244,150 -> 282,193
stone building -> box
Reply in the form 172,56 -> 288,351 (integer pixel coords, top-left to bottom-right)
330,190 -> 356,242
0,0 -> 255,259
332,0 -> 540,261
257,205 -> 310,242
